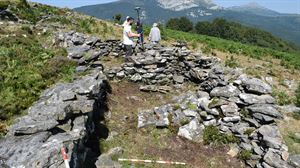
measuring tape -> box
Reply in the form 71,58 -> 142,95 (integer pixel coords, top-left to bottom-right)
118,158 -> 186,165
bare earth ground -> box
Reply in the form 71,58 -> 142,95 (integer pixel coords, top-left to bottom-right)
101,80 -> 244,168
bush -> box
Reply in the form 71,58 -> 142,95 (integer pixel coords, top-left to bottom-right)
272,89 -> 293,106
238,150 -> 252,160
296,83 -> 300,107
203,125 -> 239,145
113,13 -> 122,24
0,1 -> 10,10
225,55 -> 239,68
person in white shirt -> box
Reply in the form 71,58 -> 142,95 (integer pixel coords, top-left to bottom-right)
123,17 -> 140,62
148,23 -> 161,44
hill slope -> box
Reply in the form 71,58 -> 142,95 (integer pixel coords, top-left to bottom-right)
74,0 -> 300,46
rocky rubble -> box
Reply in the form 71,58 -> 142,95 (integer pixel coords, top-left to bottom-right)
0,71 -> 111,168
137,71 -> 293,168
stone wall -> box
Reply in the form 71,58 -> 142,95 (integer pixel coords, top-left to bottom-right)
0,71 -> 110,168
0,30 -> 298,168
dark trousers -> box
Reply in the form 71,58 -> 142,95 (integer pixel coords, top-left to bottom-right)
124,45 -> 133,59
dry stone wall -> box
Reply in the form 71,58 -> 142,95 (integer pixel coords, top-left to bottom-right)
0,71 -> 110,168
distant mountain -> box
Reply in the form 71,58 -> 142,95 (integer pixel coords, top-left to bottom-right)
227,2 -> 281,17
74,0 -> 300,46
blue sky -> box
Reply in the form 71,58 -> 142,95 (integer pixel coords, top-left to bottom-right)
29,0 -> 300,14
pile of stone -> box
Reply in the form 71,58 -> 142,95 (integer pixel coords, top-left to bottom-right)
0,71 -> 110,168
55,31 -> 123,72
106,42 -> 221,88
137,72 -> 294,168
0,7 -> 19,22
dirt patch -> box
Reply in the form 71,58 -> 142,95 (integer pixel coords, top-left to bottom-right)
102,81 -> 244,168
144,136 -> 244,168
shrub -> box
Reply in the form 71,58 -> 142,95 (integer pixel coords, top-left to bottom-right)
0,123 -> 7,138
21,25 -> 33,34
113,13 -> 122,24
0,1 -> 10,10
225,55 -> 239,68
238,150 -> 252,160
203,125 -> 239,145
296,83 -> 300,107
272,89 -> 293,106
17,0 -> 30,9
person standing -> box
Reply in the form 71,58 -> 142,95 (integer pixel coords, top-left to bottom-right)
123,17 -> 140,62
148,23 -> 161,44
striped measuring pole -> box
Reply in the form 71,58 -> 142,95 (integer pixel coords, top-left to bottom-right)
61,147 -> 70,168
118,158 -> 186,165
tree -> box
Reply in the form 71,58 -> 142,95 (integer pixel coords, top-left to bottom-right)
113,13 -> 122,24
195,21 -> 210,35
166,18 -> 180,31
166,17 -> 193,32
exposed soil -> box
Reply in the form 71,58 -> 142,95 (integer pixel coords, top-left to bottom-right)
144,136 -> 244,168
103,81 -> 244,168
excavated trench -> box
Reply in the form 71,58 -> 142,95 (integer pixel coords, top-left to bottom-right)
69,80 -> 111,168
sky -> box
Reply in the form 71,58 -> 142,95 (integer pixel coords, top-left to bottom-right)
29,0 -> 300,14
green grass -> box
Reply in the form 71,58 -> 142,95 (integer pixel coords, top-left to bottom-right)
8,0 -> 64,24
237,150 -> 252,160
284,132 -> 300,154
272,89 -> 294,106
203,126 -> 239,145
224,55 -> 239,68
0,29 -> 76,124
164,29 -> 300,70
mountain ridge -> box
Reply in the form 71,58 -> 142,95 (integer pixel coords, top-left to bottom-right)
74,0 -> 300,46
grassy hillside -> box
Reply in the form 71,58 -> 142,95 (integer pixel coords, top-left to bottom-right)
194,18 -> 299,53
0,0 -> 121,134
161,29 -> 300,70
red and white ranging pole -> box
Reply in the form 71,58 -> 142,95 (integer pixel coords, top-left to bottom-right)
61,147 -> 70,168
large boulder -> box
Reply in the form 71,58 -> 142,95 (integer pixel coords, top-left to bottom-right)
210,84 -> 241,98
239,75 -> 272,94
258,125 -> 284,149
239,93 -> 275,105
220,102 -> 239,117
247,104 -> 283,119
263,149 -> 292,168
178,119 -> 204,142
96,147 -> 123,168
289,155 -> 300,167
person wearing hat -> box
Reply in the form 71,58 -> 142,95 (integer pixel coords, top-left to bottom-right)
123,17 -> 140,62
148,23 -> 161,44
